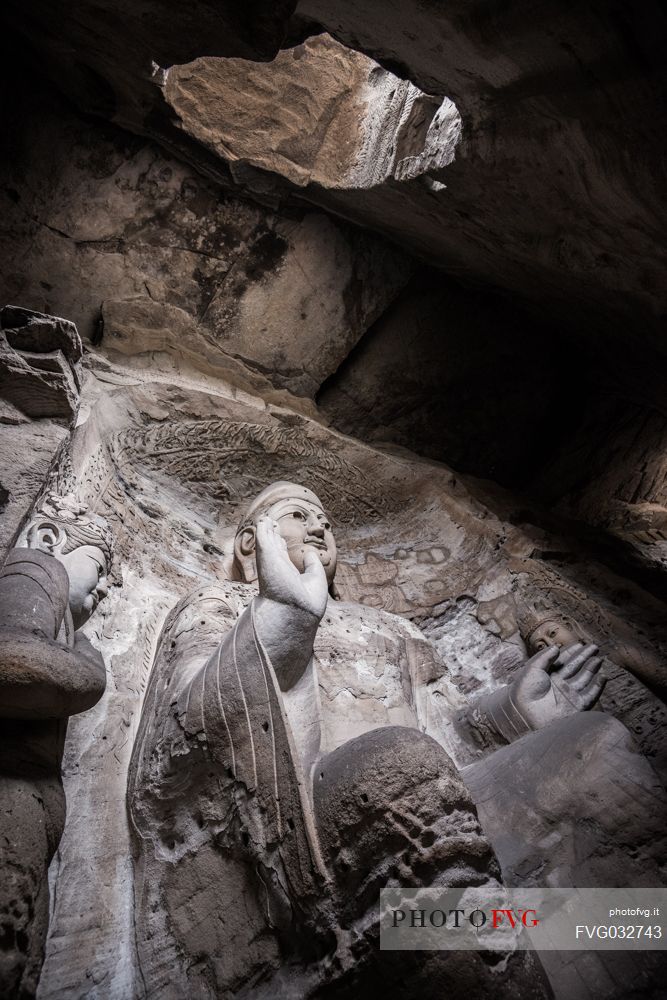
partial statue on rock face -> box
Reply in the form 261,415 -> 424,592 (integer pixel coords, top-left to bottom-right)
0,494 -> 113,999
131,480 -> 651,998
522,606 -> 666,700
516,604 -> 667,784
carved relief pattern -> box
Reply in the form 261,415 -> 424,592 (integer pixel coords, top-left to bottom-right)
108,419 -> 390,527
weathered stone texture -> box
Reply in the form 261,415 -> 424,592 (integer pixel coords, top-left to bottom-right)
535,398 -> 667,576
18,358 -> 661,998
0,87 -> 411,406
0,308 -> 83,562
293,0 -> 667,348
2,0 -> 296,127
5,1 -> 665,353
0,4 -> 664,998
163,34 -> 461,190
317,272 -> 575,486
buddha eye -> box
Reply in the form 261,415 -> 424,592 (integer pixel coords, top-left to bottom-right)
292,511 -> 305,520
323,521 -> 331,531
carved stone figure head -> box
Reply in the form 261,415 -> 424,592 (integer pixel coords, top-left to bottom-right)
525,616 -> 581,654
23,494 -> 114,629
233,481 -> 337,587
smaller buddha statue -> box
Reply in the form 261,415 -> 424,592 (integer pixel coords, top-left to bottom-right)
518,604 -> 667,783
0,494 -> 113,999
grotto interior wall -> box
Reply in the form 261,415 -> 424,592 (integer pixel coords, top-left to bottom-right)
0,4 -> 666,998
3,43 -> 666,584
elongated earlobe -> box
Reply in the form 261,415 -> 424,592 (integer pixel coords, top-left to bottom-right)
232,527 -> 258,583
238,527 -> 256,557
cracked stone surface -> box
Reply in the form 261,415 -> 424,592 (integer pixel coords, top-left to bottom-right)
0,4 -> 664,997
14,354 -> 660,998
0,308 -> 83,558
0,85 -> 411,405
162,34 -> 461,190
4,0 -> 665,353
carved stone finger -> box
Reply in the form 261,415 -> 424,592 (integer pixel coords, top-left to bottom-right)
570,657 -> 602,691
555,642 -> 584,668
265,518 -> 279,539
552,678 -> 581,710
579,676 -> 606,708
531,646 -> 561,673
556,643 -> 599,679
256,515 -> 275,543
259,518 -> 287,553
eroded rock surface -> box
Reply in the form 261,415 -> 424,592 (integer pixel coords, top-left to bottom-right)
163,34 -> 461,190
5,0 -> 664,353
0,85 -> 411,405
16,353 -> 660,998
0,3 -> 664,998
0,308 -> 83,561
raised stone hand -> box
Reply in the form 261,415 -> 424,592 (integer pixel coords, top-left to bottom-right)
509,642 -> 605,730
255,514 -> 329,622
470,642 -> 605,745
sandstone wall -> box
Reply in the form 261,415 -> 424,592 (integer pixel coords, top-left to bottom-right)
0,5 -> 664,997
25,353 -> 665,997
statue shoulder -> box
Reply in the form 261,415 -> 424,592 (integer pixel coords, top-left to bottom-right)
150,580 -> 254,686
1,546 -> 70,593
134,580 -> 255,744
0,547 -> 70,639
173,579 -> 253,625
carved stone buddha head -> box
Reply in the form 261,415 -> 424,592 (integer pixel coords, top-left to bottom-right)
233,481 -> 338,587
23,495 -> 114,629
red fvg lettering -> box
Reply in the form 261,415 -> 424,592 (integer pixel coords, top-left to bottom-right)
492,909 -> 540,928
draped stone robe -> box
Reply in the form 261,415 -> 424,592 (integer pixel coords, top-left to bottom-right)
128,573 -> 667,999
126,581 -> 506,999
128,582 -> 329,999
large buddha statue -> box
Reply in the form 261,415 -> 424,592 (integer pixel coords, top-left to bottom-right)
0,495 -> 113,999
128,482 -> 664,999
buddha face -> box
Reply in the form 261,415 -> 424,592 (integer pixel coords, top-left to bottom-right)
234,482 -> 338,588
56,544 -> 109,629
267,496 -> 337,586
528,618 -> 579,654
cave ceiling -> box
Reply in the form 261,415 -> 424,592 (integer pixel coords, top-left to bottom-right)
1,0 -> 665,582
3,0 -> 666,352
2,6 -> 667,996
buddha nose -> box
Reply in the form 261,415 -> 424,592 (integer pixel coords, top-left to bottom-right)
307,513 -> 324,537
97,579 -> 109,599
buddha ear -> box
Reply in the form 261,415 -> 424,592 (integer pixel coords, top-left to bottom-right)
232,527 -> 257,583
238,527 -> 256,557
26,519 -> 67,555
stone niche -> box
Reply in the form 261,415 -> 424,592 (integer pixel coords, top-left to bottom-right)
17,351 -> 663,999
